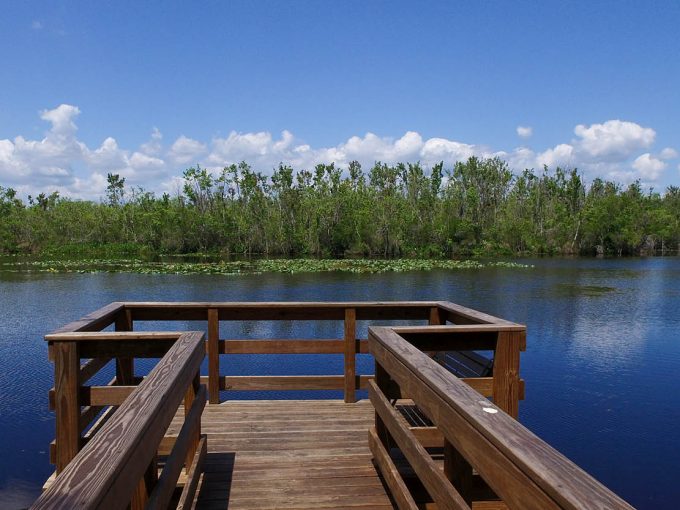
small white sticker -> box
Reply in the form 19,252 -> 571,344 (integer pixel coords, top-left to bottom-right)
482,407 -> 498,414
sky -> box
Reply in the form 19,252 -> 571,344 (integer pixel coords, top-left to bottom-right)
1,1 -> 679,200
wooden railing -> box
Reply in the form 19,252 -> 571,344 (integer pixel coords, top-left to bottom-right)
34,330 -> 206,510
43,301 -> 525,488
123,301 -> 444,404
117,300 -> 515,405
368,326 -> 634,510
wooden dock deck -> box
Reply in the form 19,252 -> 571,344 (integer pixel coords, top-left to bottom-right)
181,400 -> 392,510
31,301 -> 635,510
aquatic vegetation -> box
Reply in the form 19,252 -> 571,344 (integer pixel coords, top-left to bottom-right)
3,159 -> 679,259
554,283 -> 618,296
1,258 -> 533,275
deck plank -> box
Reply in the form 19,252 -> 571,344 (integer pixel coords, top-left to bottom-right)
192,399 -> 395,510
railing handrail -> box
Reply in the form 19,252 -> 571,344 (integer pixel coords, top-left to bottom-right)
44,301 -> 519,338
44,301 -> 518,406
368,325 -> 633,510
32,331 -> 205,510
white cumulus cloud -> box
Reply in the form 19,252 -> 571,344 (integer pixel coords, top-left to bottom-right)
0,105 -> 676,199
516,126 -> 533,138
169,136 -> 207,166
632,153 -> 666,181
536,144 -> 575,168
660,147 -> 678,160
573,120 -> 655,160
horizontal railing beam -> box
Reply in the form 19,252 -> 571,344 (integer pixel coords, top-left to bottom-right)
219,338 -> 369,354
122,301 -> 436,322
201,374 -> 372,392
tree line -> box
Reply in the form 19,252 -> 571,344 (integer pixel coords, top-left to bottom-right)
1,157 -> 679,257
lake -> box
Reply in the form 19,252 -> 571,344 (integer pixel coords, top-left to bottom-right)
1,257 -> 679,509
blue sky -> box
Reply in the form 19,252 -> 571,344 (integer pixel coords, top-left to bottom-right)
1,1 -> 679,198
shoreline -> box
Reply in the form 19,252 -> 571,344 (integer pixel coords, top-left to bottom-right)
0,257 -> 533,275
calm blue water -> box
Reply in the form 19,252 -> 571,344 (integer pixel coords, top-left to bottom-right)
1,258 -> 679,509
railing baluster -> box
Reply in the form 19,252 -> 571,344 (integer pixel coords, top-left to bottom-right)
492,330 -> 523,418
207,308 -> 220,404
444,440 -> 473,506
184,372 -> 201,467
344,307 -> 357,403
374,362 -> 392,449
130,474 -> 150,510
115,309 -> 134,385
429,306 -> 442,325
53,341 -> 80,473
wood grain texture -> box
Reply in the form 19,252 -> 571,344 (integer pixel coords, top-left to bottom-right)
219,338 -> 369,354
147,385 -> 206,509
176,435 -> 207,510
32,331 -> 205,510
445,440 -> 474,506
39,300 -> 629,509
429,307 -> 442,325
48,302 -> 125,335
78,405 -> 104,434
46,331 -> 186,341
492,331 -> 524,418
207,375 -> 371,391
344,308 -> 357,403
369,380 -> 470,510
435,301 -> 516,326
369,326 -> 634,510
368,426 -> 418,510
208,308 -> 220,404
189,399 -> 393,510
124,301 -> 437,322
53,341 -> 80,473
81,385 -> 136,406
114,306 -> 133,388
79,357 -> 112,384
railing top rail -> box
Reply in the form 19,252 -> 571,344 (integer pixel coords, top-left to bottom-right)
49,301 -> 125,335
390,324 -> 526,334
436,301 -> 518,325
368,326 -> 633,510
45,300 -> 521,339
120,300 -> 441,309
45,331 -> 188,342
32,330 -> 205,510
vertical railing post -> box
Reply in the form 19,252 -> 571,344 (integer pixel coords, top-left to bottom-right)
344,308 -> 357,403
185,372 -> 201,466
115,308 -> 134,385
444,441 -> 474,505
374,361 -> 393,449
53,341 -> 80,474
208,308 -> 220,404
429,306 -> 442,325
492,330 -> 524,418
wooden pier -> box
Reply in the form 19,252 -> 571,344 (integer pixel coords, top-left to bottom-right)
31,301 -> 634,509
